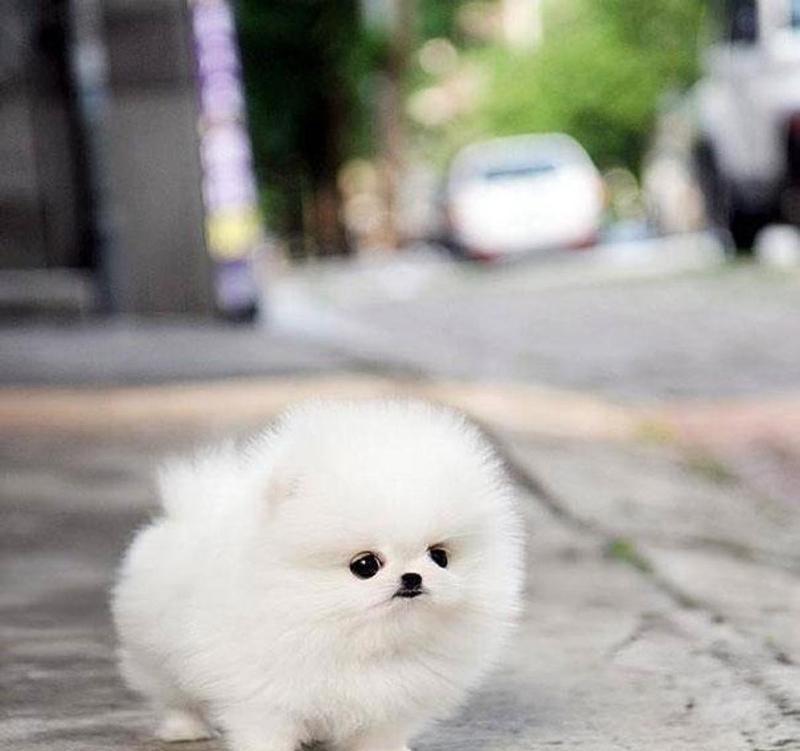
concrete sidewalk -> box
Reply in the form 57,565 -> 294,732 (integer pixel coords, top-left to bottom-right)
2,378 -> 799,751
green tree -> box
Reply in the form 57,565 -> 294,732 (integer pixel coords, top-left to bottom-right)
446,0 -> 705,172
237,0 -> 380,256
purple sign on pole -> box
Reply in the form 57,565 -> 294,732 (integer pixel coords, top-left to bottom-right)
190,0 -> 263,320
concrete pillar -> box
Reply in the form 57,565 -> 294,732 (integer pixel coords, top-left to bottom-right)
101,0 -> 214,315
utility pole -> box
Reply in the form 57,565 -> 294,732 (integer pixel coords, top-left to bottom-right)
363,0 -> 415,251
67,0 -> 117,312
190,0 -> 262,320
384,0 -> 414,250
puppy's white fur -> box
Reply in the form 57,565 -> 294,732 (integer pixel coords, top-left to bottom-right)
112,400 -> 524,751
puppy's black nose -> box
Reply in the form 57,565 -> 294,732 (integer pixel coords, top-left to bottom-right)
400,572 -> 422,590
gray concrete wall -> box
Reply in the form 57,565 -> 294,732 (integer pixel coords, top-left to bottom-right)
102,0 -> 214,315
0,1 -> 78,270
0,0 -> 216,316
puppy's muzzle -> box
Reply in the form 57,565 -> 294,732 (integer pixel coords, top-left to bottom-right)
394,572 -> 425,599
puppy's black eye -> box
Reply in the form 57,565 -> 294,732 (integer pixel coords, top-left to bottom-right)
428,547 -> 448,568
349,552 -> 382,579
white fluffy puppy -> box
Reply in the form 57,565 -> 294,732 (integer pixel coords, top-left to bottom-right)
112,400 -> 524,751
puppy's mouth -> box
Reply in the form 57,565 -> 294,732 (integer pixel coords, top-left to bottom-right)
393,588 -> 426,599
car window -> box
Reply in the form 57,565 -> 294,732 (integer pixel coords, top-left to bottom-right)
483,163 -> 556,181
728,0 -> 759,43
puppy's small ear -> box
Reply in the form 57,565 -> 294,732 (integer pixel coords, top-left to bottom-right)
262,460 -> 299,518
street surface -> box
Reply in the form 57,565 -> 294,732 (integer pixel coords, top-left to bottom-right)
2,235 -> 800,750
270,239 -> 800,401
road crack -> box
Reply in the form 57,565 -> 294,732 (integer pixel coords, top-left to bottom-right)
488,429 -> 800,730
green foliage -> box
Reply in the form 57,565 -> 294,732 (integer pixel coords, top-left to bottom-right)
444,0 -> 705,172
236,0 -> 381,235
236,0 -> 705,237
417,0 -> 464,41
605,537 -> 652,573
684,452 -> 737,485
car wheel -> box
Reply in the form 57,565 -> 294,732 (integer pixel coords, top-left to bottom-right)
694,140 -> 759,256
727,208 -> 770,255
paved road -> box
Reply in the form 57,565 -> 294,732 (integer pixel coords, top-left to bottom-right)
0,322 -> 355,387
4,236 -> 800,406
1,383 -> 799,751
271,252 -> 800,402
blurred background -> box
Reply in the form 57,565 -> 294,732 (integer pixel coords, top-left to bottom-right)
3,0 -> 800,324
3,3 -> 800,748
2,0 -> 800,405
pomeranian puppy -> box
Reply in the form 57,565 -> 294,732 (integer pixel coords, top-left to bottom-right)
112,400 -> 524,751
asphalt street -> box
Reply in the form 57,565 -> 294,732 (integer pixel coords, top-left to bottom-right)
270,244 -> 800,402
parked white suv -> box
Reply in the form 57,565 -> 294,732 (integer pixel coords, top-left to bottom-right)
695,0 -> 800,250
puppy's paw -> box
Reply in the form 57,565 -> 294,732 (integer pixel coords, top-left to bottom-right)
346,731 -> 412,751
226,732 -> 300,751
222,709 -> 301,751
156,709 -> 214,742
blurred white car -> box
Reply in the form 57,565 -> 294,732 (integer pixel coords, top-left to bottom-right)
444,134 -> 605,259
